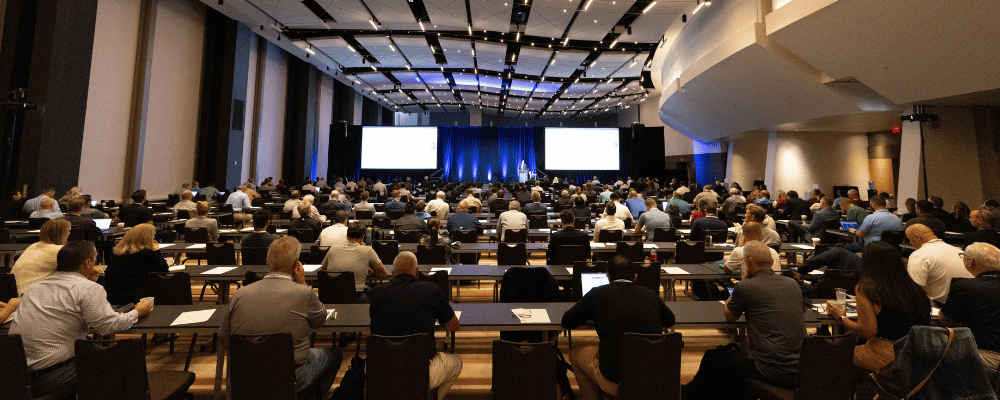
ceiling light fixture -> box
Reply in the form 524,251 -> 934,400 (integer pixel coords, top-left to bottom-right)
516,32 -> 520,41
305,44 -> 316,55
682,13 -> 687,22
468,25 -> 472,34
347,45 -> 356,52
562,38 -> 569,45
583,0 -> 593,10
419,21 -> 425,31
643,1 -> 657,13
610,39 -> 618,48
693,0 -> 705,14
369,19 -> 378,30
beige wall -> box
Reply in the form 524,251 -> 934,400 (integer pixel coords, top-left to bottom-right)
773,132 -> 870,198
255,41 -> 287,182
316,73 -> 333,179
919,106 -> 984,207
728,132 -> 769,188
78,0 -> 141,201
138,0 -> 205,199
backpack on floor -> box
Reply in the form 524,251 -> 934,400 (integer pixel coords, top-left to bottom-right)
330,355 -> 365,400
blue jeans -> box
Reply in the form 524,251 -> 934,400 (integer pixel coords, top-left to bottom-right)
30,361 -> 77,400
296,347 -> 344,399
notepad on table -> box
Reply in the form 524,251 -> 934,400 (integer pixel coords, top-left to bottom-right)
158,243 -> 174,249
790,244 -> 814,250
512,308 -> 550,323
643,243 -> 658,249
662,267 -> 690,275
202,267 -> 237,275
431,267 -> 452,273
187,244 -> 206,249
170,309 -> 216,326
590,243 -> 606,248
808,270 -> 824,276
565,267 -> 573,275
302,264 -> 322,272
169,265 -> 186,272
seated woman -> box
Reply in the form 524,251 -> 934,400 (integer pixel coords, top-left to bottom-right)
105,224 -> 169,305
11,218 -> 70,295
183,201 -> 219,242
421,219 -> 452,262
571,196 -> 591,220
826,241 -> 931,376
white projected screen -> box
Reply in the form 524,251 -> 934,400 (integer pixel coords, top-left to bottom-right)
544,128 -> 619,170
360,127 -> 438,169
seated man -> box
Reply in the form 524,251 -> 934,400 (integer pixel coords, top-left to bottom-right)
63,197 -> 102,241
394,202 -> 429,235
684,241 -> 805,398
593,202 -> 625,242
734,204 -> 780,246
498,200 -> 528,241
447,200 -> 482,234
464,189 -> 482,211
840,197 -> 869,226
290,202 -> 324,239
724,222 -> 781,275
321,222 -> 387,302
488,189 -> 510,212
223,236 -> 343,397
369,251 -> 462,400
283,190 -> 303,212
667,190 -> 691,215
200,182 -> 221,202
30,197 -> 64,219
794,245 -> 862,298
184,201 -> 220,243
425,191 -> 451,223
173,190 -> 198,216
318,210 -> 350,247
352,191 -> 376,217
522,191 -> 547,216
940,242 -> 1000,377
117,189 -> 153,227
292,194 -> 326,222
23,187 -> 55,214
903,199 -> 947,233
606,193 -> 633,224
12,241 -> 152,399
846,195 -> 902,252
547,210 -> 592,265
787,196 -> 838,243
384,190 -> 407,218
689,203 -> 728,242
635,197 -> 672,242
562,255 -> 676,400
241,210 -> 279,250
624,188 -> 646,220
571,196 -> 591,220
554,190 -> 573,209
224,184 -> 254,228
966,209 -> 1000,248
906,223 -> 972,303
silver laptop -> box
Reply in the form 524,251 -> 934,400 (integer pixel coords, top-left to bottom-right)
93,218 -> 113,232
91,200 -> 98,207
580,272 -> 610,297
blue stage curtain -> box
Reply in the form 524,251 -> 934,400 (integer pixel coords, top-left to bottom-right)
440,126 -> 538,182
498,127 -> 537,181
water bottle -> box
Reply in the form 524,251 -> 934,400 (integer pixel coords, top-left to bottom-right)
365,226 -> 372,245
706,233 -> 713,247
650,248 -> 657,262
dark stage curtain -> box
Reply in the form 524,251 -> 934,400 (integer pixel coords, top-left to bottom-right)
439,126 -> 540,182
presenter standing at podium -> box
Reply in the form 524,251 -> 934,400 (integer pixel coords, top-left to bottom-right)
518,160 -> 530,183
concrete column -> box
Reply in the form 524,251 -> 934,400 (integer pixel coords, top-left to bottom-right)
763,131 -> 778,190
468,105 -> 482,126
897,119 -> 922,202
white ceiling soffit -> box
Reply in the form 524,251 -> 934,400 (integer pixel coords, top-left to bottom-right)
366,0 -> 419,24
514,47 -> 553,76
767,0 -> 1000,105
474,42 -> 509,72
567,0 -> 634,40
424,0 -> 469,30
617,2 -> 687,43
315,0 -> 368,23
469,0 -> 511,33
254,0 -> 320,26
356,35 -> 406,67
392,36 -> 436,68
524,2 -> 576,39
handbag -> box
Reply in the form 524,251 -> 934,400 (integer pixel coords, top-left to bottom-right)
865,327 -> 955,400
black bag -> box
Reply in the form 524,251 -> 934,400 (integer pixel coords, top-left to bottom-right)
555,347 -> 577,400
691,279 -> 730,301
330,355 -> 365,400
682,344 -> 754,400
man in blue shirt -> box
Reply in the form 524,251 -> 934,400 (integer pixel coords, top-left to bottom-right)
635,198 -> 672,242
225,184 -> 253,228
667,191 -> 691,215
384,190 -> 406,219
447,200 -> 482,234
787,196 -> 839,243
624,189 -> 646,220
846,195 -> 902,252
690,203 -> 728,242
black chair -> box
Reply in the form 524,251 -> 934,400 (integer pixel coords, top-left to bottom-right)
814,269 -> 861,300
745,333 -> 856,400
617,332 -> 683,400
386,209 -> 405,220
219,204 -> 234,213
416,244 -> 448,265
616,241 -> 645,262
419,270 -> 451,302
634,262 -> 662,295
366,334 -> 436,400
652,227 -> 677,242
597,229 -> 623,242
317,271 -> 356,304
491,340 -> 557,400
371,215 -> 392,229
206,242 -> 237,265
528,214 -> 548,229
395,229 -> 422,244
574,217 -> 589,229
372,241 -> 399,266
241,247 -> 268,265
28,218 -> 47,229
450,230 -> 479,264
289,228 -> 316,244
674,241 -> 706,264
0,273 -> 17,302
67,227 -> 88,242
572,261 -> 608,301
502,228 -> 528,243
497,242 -> 528,265
355,210 -> 374,220
228,333 -> 304,400
176,209 -> 191,219
301,245 -> 330,265
147,272 -> 199,370
243,270 -> 265,286
498,267 -> 561,342
183,227 -> 210,244
623,218 -> 634,229
279,210 -> 293,220
554,244 -> 589,265
0,334 -> 32,400
881,230 -> 905,251
75,338 -> 194,400
706,229 -> 728,244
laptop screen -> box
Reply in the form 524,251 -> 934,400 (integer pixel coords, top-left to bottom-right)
662,201 -> 670,211
91,200 -> 98,207
581,273 -> 610,297
839,221 -> 859,231
93,219 -> 112,231
219,191 -> 226,196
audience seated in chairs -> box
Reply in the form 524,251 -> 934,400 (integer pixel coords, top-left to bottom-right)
183,201 -> 219,243
635,197 -> 672,242
320,222 -> 387,303
241,209 -> 280,251
105,224 -> 170,305
290,201 -> 324,240
11,218 -> 70,296
593,202 -> 625,243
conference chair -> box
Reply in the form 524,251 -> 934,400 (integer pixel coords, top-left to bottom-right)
597,229 -> 623,243
554,244 -> 590,266
0,334 -> 32,400
152,203 -> 169,213
497,267 -> 561,342
634,262 -> 662,296
491,340 -> 557,400
0,273 -> 17,302
651,227 -> 677,243
181,227 -> 209,266
243,270 -> 265,286
502,228 -> 528,243
674,241 -> 706,264
616,241 -> 644,262
354,209 -> 374,220
814,270 -> 861,300
317,271 -> 356,304
372,240 -> 399,266
27,218 -> 47,229
228,333 -> 306,400
528,214 -> 548,229
301,245 -> 330,265
206,243 -> 237,265
416,244 -> 448,265
450,229 -> 480,264
240,247 -> 268,266
623,218 -> 634,229
366,334 -> 436,400
289,228 -> 316,244
219,204 -> 234,213
371,215 -> 392,229
418,270 -> 451,302
75,338 -> 195,400
497,242 -> 528,266
147,272 -> 199,370
395,229 -> 422,244
881,230 -> 905,251
574,217 -> 589,229
176,209 -> 191,219
617,332 -> 683,400
744,333 -> 856,400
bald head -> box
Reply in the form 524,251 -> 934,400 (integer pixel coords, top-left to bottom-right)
965,242 -> 1000,274
905,224 -> 936,249
393,251 -> 419,277
436,191 -> 446,199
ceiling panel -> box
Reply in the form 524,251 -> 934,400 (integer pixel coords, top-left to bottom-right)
616,2 -> 688,43
525,2 -> 577,39
469,0 -> 511,33
439,39 -> 475,68
610,53 -> 647,77
444,105 -> 464,112
514,47 -> 553,76
385,91 -> 411,102
424,0 -> 468,29
356,35 -> 407,67
315,0 -> 369,23
413,90 -> 437,102
545,49 -> 588,77
434,90 -> 457,103
393,36 -> 436,68
251,0 -> 319,26
402,105 -> 423,113
474,42 -> 508,72
567,1 -> 634,40
417,72 -> 449,89
366,0 -> 419,24
356,72 -> 394,90
391,71 -> 426,88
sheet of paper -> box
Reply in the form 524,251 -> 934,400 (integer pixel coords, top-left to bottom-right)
677,229 -> 691,234
28,229 -> 40,233
169,265 -> 186,272
158,243 -> 174,249
430,267 -> 452,273
808,270 -> 824,276
538,228 -> 550,232
327,309 -> 336,319
276,229 -> 288,233
302,264 -> 322,272
512,308 -> 550,324
202,267 -> 237,275
643,243 -> 658,249
932,307 -> 940,317
790,244 -> 814,250
219,229 -> 237,234
187,244 -> 206,249
590,243 -> 606,248
565,267 -> 573,275
719,300 -> 727,305
170,309 -> 216,326
436,311 -> 461,325
662,267 -> 690,275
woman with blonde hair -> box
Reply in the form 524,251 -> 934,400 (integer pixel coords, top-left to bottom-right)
183,201 -> 219,242
11,218 -> 70,295
105,224 -> 169,304
58,186 -> 82,204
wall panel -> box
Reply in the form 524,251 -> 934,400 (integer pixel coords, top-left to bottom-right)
255,40 -> 287,183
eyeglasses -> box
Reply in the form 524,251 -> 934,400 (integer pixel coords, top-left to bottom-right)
512,310 -> 532,319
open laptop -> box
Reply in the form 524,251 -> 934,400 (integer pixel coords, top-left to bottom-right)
91,200 -> 99,207
219,191 -> 226,196
93,218 -> 113,233
580,272 -> 610,297
839,221 -> 859,231
662,201 -> 670,211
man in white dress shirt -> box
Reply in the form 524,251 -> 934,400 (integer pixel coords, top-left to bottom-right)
498,201 -> 528,242
426,191 -> 451,224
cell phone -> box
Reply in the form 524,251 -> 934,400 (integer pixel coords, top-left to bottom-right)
846,304 -> 856,314
115,303 -> 136,313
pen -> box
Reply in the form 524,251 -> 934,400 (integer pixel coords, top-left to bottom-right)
334,311 -> 337,320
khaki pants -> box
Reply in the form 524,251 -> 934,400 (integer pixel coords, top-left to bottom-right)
569,344 -> 619,400
233,212 -> 253,228
429,352 -> 463,400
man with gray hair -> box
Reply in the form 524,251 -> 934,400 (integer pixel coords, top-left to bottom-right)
426,191 -> 451,223
498,200 -> 527,241
523,191 -> 547,215
966,209 -> 1000,248
941,242 -> 1000,377
369,251 -> 462,399
223,236 -> 343,397
173,190 -> 197,216
29,197 -> 63,219
685,240 -> 805,398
